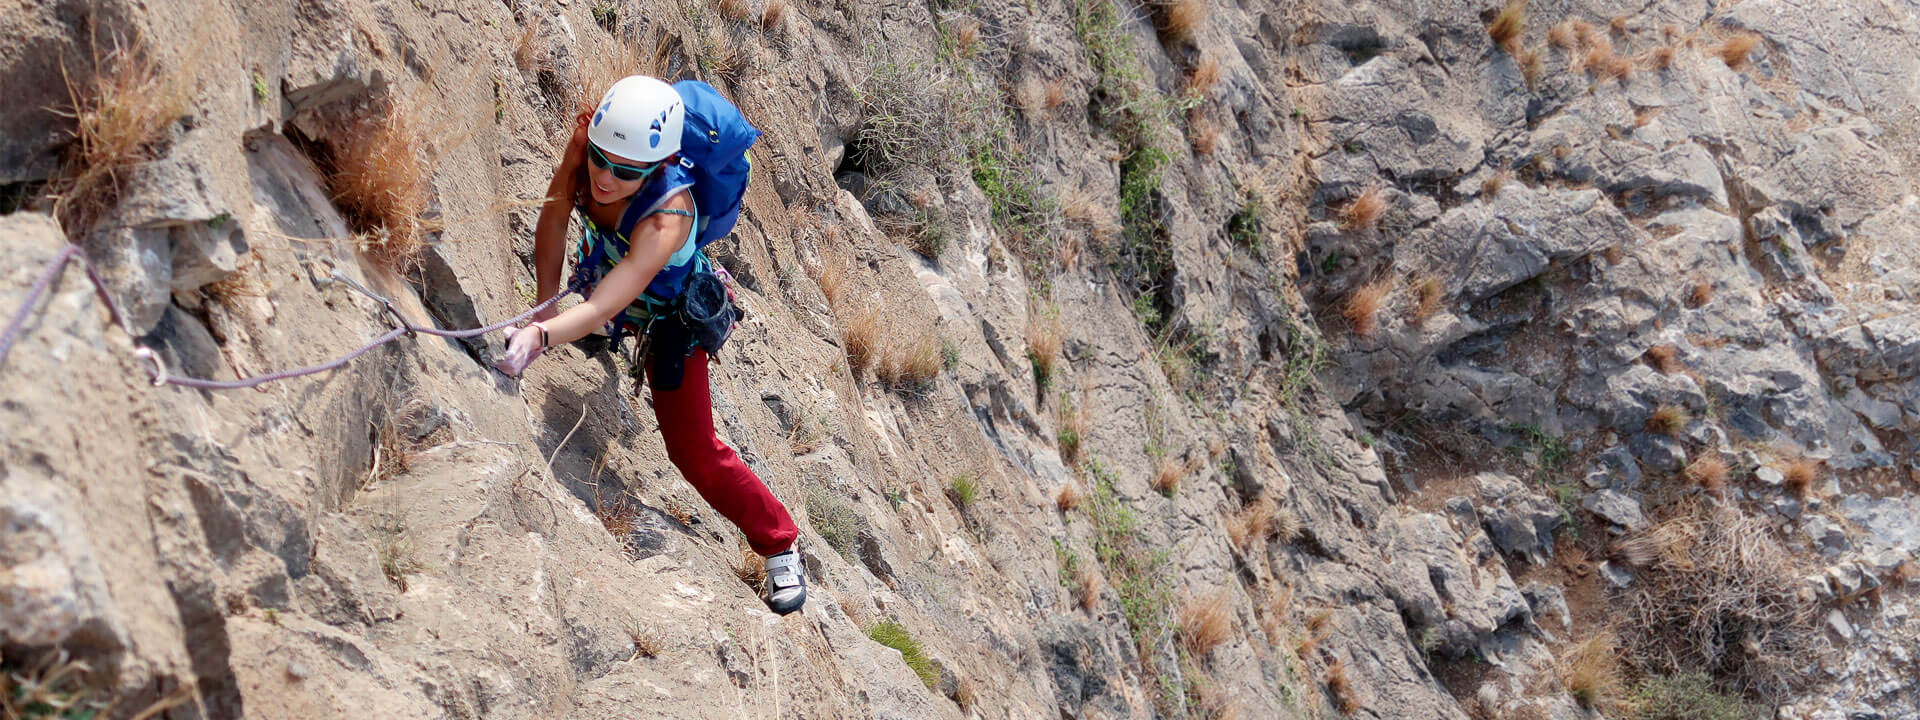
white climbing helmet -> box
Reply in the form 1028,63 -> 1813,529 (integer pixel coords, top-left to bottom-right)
587,75 -> 684,163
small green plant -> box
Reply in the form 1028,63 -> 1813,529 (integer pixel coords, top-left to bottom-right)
375,524 -> 422,592
804,482 -> 863,558
941,338 -> 961,372
1081,463 -> 1173,647
1057,426 -> 1082,461
1,652 -> 110,720
252,70 -> 269,102
590,1 -> 619,33
947,474 -> 980,509
1631,673 -> 1763,720
867,621 -> 939,689
262,607 -> 281,626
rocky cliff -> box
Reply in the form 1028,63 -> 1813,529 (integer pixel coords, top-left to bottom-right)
2,0 -> 1916,719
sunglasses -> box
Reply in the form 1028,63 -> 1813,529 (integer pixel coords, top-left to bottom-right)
587,143 -> 662,182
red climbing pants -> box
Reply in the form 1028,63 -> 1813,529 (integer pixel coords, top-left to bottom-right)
650,348 -> 798,556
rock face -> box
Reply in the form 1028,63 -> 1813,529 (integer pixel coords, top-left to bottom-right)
1,0 -> 1917,718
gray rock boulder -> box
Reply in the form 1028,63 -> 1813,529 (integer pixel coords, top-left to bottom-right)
1473,473 -> 1562,565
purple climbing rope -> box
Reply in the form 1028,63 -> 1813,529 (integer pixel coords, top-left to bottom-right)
0,243 -> 569,389
0,244 -> 83,371
133,290 -> 569,389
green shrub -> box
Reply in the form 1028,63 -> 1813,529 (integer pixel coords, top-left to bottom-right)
1632,673 -> 1764,720
804,483 -> 863,558
867,621 -> 939,689
947,474 -> 980,509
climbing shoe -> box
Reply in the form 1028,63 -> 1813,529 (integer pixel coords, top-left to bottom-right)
764,548 -> 806,615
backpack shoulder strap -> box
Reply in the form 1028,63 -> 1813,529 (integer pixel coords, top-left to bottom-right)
615,164 -> 698,239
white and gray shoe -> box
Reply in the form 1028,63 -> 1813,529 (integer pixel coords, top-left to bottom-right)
764,548 -> 807,615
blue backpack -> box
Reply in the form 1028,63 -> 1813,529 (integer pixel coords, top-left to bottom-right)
672,80 -> 759,249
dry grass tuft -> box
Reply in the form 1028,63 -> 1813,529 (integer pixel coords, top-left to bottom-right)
1179,592 -> 1234,658
1488,0 -> 1527,53
1608,15 -> 1630,36
1015,76 -> 1050,120
1152,454 -> 1188,496
630,623 -> 666,659
0,651 -> 108,719
1343,279 -> 1393,336
514,14 -> 547,73
1572,19 -> 1597,47
1645,45 -> 1677,71
1892,561 -> 1919,586
734,543 -> 767,588
1186,54 -> 1222,98
814,259 -> 846,309
1717,34 -> 1760,70
1057,398 -> 1090,463
593,495 -> 642,538
1689,280 -> 1714,307
1481,171 -> 1509,199
1617,503 -> 1821,697
1548,21 -> 1575,49
718,0 -> 754,21
1189,111 -> 1220,155
1325,658 -> 1362,714
54,39 -> 194,234
1604,244 -> 1624,265
1074,561 -> 1104,609
841,304 -> 883,373
1559,631 -> 1627,711
1061,186 -> 1120,246
1157,0 -> 1210,43
1646,404 -> 1689,437
1686,455 -> 1730,496
1518,49 -> 1543,90
756,0 -> 787,30
878,333 -> 944,390
1044,78 -> 1068,109
326,95 -> 435,271
1781,458 -> 1819,498
1340,186 -> 1387,230
1028,309 -> 1066,384
1411,275 -> 1445,324
1645,344 -> 1683,374
1225,497 -> 1276,551
1056,482 -> 1084,512
569,28 -> 653,118
953,19 -> 981,58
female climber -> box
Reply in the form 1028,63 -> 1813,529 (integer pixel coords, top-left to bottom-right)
495,75 -> 805,615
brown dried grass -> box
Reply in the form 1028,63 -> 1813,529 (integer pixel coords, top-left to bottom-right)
1686,455 -> 1730,496
1518,49 -> 1543,89
1645,45 -> 1676,71
514,14 -> 547,73
1186,54 -> 1222,98
1410,275 -> 1445,324
1343,279 -> 1393,336
1075,561 -> 1104,609
953,19 -> 981,58
1152,454 -> 1188,496
1559,631 -> 1627,711
1058,398 -> 1090,462
878,332 -> 943,389
841,304 -> 883,373
1189,112 -> 1220,155
1717,34 -> 1760,70
1488,0 -> 1527,53
54,38 -> 194,234
1548,22 -> 1575,49
1157,0 -> 1210,42
1044,78 -> 1068,109
1616,503 -> 1822,698
1325,657 -> 1362,714
735,543 -> 767,588
1225,497 -> 1275,551
1572,19 -> 1597,47
569,27 -> 656,118
718,0 -> 754,21
761,0 -> 787,30
1056,482 -> 1084,512
1060,186 -> 1120,245
1258,585 -> 1293,641
814,259 -> 846,309
1340,186 -> 1387,230
1481,171 -> 1509,199
1179,591 -> 1234,657
1604,244 -> 1624,265
1645,344 -> 1683,374
1608,15 -> 1630,36
1781,458 -> 1819,498
1689,280 -> 1715,307
1646,404 -> 1689,437
1028,309 -> 1065,381
329,96 -> 435,271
